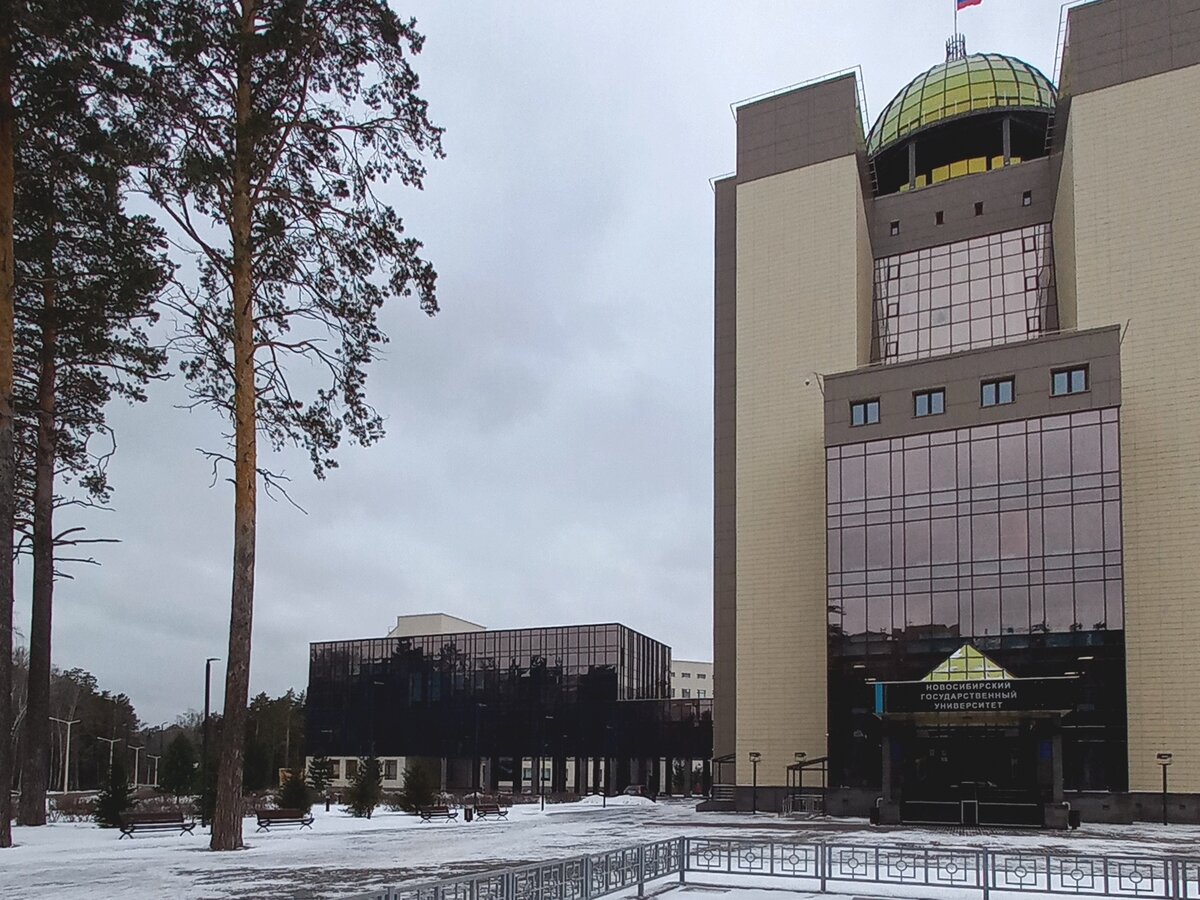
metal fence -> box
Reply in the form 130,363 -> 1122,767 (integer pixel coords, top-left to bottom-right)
347,837 -> 1200,900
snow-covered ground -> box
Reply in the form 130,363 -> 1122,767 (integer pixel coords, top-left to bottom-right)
5,799 -> 1200,900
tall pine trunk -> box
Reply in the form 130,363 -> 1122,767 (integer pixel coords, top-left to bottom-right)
210,0 -> 256,851
18,227 -> 56,827
0,4 -> 16,851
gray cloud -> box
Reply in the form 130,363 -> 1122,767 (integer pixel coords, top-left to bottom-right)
15,0 -> 1066,722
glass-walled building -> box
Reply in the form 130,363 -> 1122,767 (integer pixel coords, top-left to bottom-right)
712,0 -> 1200,825
306,618 -> 712,795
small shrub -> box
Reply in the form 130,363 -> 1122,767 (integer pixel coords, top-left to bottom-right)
160,734 -> 198,800
94,759 -> 134,827
396,760 -> 437,813
277,768 -> 311,813
307,756 -> 333,795
346,757 -> 382,818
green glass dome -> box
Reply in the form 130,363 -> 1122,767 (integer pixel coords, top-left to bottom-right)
867,53 -> 1056,157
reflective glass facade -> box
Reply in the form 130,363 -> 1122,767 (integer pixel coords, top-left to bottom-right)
872,224 -> 1058,364
826,409 -> 1128,792
306,624 -> 711,763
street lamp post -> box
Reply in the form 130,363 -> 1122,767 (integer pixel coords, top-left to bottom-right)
97,736 -> 122,774
1157,753 -> 1173,826
147,754 -> 162,787
540,715 -> 554,812
49,717 -> 80,793
749,752 -> 762,815
472,702 -> 487,795
130,745 -> 144,788
202,657 -> 220,827
368,679 -> 385,758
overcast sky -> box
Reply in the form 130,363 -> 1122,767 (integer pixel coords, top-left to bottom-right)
16,1 -> 1068,725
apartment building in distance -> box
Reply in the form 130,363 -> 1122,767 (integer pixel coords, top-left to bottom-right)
671,660 -> 714,700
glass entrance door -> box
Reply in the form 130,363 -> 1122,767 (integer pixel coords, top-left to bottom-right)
897,722 -> 1042,825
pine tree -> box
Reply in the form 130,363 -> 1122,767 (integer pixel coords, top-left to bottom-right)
10,0 -> 168,827
306,756 -> 333,795
346,757 -> 382,819
136,0 -> 443,850
398,759 -> 436,813
159,733 -> 197,801
94,757 -> 133,827
276,767 -> 310,813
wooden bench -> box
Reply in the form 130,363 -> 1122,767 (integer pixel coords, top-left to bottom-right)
418,805 -> 458,822
255,808 -> 315,832
474,803 -> 508,820
119,811 -> 196,839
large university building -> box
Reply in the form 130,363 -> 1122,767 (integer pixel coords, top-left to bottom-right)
712,0 -> 1200,825
306,614 -> 712,795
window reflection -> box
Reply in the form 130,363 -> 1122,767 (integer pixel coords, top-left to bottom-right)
826,409 -> 1123,644
872,224 -> 1058,363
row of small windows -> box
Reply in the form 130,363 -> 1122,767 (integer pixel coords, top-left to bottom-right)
888,192 -> 1035,236
850,366 -> 1089,426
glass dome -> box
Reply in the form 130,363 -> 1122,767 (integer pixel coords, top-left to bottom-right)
867,53 -> 1056,157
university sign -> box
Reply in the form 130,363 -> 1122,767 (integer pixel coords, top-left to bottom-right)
878,677 -> 1077,715
873,644 -> 1078,716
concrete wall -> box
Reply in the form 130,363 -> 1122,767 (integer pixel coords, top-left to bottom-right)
1060,62 -> 1200,792
824,326 -> 1122,446
1062,0 -> 1200,97
713,176 -> 737,760
871,157 -> 1058,258
733,154 -> 871,786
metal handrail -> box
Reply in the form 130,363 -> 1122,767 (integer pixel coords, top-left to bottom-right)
342,835 -> 1200,900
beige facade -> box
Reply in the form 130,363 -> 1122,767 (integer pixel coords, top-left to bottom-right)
733,155 -> 873,785
1057,62 -> 1200,793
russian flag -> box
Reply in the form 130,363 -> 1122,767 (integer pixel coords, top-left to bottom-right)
957,0 -> 983,8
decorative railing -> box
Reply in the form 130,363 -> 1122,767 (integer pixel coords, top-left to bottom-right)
345,837 -> 1200,900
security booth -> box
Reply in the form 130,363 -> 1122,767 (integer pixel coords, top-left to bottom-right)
874,645 -> 1078,828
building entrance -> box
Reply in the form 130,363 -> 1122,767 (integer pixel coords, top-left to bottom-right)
896,721 -> 1044,826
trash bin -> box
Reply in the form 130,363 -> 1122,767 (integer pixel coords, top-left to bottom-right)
464,806 -> 474,822
1068,809 -> 1081,830
869,806 -> 881,826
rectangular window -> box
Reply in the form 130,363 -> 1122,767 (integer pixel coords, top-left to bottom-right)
914,389 -> 945,417
330,760 -> 341,779
681,688 -> 691,698
1022,190 -> 1033,207
697,672 -> 707,679
345,759 -> 358,779
851,399 -> 880,427
681,672 -> 691,678
890,220 -> 900,236
384,760 -> 398,781
981,377 -> 1015,407
1052,366 -> 1088,396
974,201 -> 985,216
697,690 -> 707,698
935,210 -> 944,226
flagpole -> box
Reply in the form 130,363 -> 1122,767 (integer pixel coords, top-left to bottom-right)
954,0 -> 958,38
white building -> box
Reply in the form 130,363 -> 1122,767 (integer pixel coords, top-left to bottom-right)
670,659 -> 713,700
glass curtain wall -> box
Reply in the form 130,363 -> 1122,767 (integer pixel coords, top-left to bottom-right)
307,624 -> 679,761
872,224 -> 1058,363
826,409 -> 1127,791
